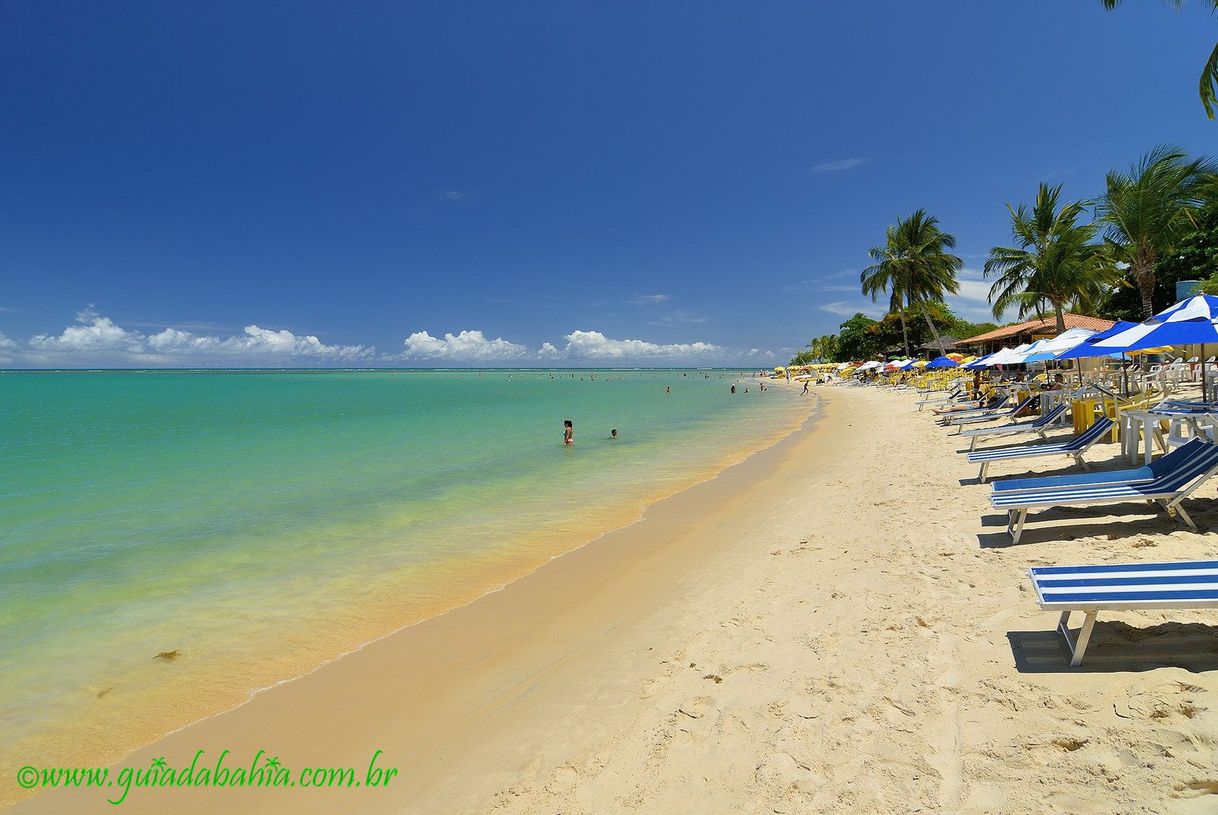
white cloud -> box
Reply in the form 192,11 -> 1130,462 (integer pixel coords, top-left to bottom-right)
648,310 -> 709,327
402,330 -> 529,360
13,309 -> 374,367
819,301 -> 885,319
811,158 -> 868,173
29,307 -> 140,353
945,267 -> 997,323
437,190 -> 466,201
631,294 -> 671,304
561,330 -> 718,359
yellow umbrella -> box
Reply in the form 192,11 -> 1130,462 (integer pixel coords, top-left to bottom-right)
1128,346 -> 1174,356
946,352 -> 965,361
913,360 -> 930,368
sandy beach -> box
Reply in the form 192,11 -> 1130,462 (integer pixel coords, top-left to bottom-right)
13,384 -> 1218,814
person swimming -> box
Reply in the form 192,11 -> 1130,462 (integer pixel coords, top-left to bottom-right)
610,428 -> 618,440
563,419 -> 573,446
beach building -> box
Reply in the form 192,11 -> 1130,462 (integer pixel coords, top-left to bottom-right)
957,314 -> 1115,356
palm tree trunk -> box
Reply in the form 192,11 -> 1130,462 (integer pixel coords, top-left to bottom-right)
1054,303 -> 1066,333
922,308 -> 945,356
1135,261 -> 1155,319
898,311 -> 910,357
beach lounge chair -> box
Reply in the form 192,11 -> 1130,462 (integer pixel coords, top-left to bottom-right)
966,417 -> 1114,482
916,385 -> 964,411
991,438 -> 1218,544
960,403 -> 1069,451
1028,560 -> 1218,665
933,392 -> 1007,418
940,394 -> 1034,428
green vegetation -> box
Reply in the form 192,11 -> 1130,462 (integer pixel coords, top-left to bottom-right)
1098,145 -> 1217,318
985,183 -> 1114,332
861,210 -> 962,357
790,146 -> 1218,368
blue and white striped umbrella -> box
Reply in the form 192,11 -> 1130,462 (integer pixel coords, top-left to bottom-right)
1087,296 -> 1218,353
1055,321 -> 1140,360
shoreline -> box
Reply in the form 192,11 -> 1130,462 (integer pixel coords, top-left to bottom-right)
7,380 -> 818,813
17,384 -> 1218,814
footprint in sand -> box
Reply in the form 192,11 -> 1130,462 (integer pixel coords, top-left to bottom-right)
678,697 -> 715,719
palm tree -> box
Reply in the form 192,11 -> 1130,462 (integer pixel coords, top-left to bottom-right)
861,210 -> 962,356
1101,1 -> 1218,119
1097,145 -> 1217,318
861,228 -> 913,356
860,210 -> 963,355
805,334 -> 840,363
985,183 -> 1114,332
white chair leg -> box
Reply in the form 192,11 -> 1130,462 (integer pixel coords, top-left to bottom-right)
1010,509 -> 1028,544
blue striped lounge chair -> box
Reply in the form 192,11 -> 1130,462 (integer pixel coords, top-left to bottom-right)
966,417 -> 1114,482
1029,560 -> 1218,665
991,438 -> 1218,544
960,403 -> 1070,451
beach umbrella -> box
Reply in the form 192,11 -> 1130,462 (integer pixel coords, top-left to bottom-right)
1054,322 -> 1141,360
1054,321 -> 1142,396
976,343 -> 1032,367
963,352 -> 995,370
1019,328 -> 1097,363
1086,295 -> 1218,397
912,360 -> 930,368
926,356 -> 958,369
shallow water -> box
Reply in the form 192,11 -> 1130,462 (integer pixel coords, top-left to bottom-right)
0,369 -> 802,775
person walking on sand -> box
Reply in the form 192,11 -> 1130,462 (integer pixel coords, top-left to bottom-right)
801,380 -> 810,395
563,419 -> 574,446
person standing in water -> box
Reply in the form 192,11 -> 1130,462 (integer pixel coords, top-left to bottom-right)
563,419 -> 573,446
610,428 -> 618,440
730,384 -> 736,394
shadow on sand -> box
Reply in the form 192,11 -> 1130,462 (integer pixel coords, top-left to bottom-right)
1008,621 -> 1218,673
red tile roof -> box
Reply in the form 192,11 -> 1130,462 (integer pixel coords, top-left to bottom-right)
959,314 -> 1116,345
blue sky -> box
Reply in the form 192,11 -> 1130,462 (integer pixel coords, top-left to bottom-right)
2,1 -> 1216,367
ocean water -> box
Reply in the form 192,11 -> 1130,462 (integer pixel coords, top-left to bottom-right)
0,369 -> 804,778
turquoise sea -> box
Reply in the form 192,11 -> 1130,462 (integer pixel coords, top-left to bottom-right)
0,369 -> 804,778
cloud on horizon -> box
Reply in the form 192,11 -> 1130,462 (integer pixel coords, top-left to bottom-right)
401,328 -> 735,363
403,330 -> 530,360
10,308 -> 375,367
1,310 -> 774,368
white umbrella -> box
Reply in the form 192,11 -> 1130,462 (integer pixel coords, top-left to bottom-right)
979,343 -> 1031,367
1019,328 -> 1097,362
